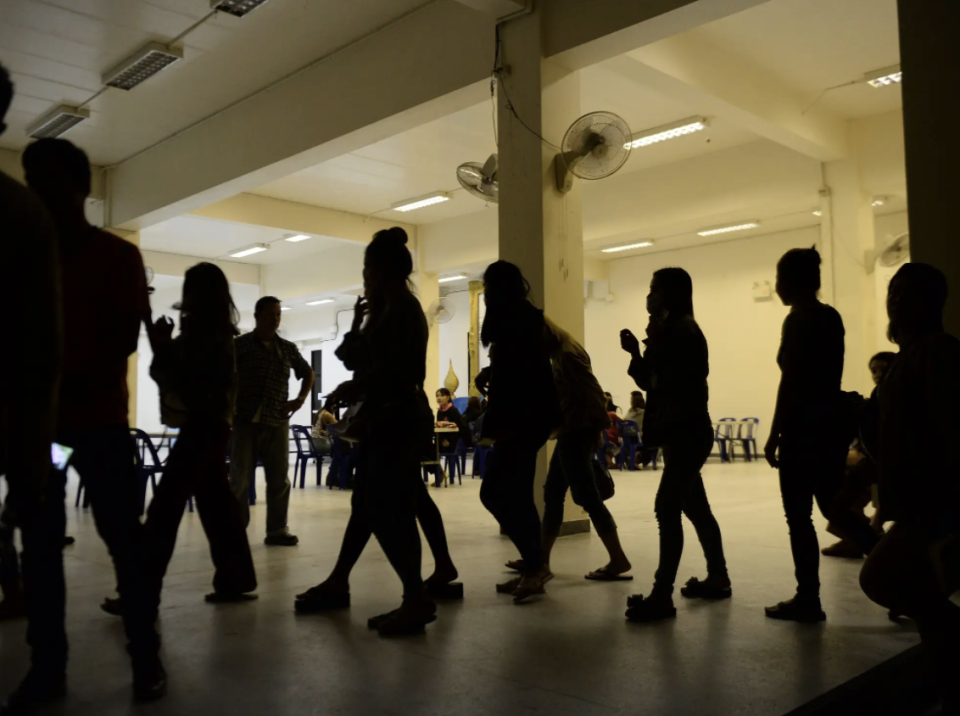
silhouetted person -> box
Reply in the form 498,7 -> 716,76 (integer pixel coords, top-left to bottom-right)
526,317 -> 633,580
476,261 -> 561,603
20,137 -> 165,704
860,263 -> 960,715
295,228 -> 449,635
604,391 -> 620,416
621,267 -> 729,622
230,296 -> 314,546
763,247 -> 879,622
0,65 -> 63,711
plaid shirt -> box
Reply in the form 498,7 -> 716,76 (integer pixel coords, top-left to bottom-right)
235,332 -> 311,426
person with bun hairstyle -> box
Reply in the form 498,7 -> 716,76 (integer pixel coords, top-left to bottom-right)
764,247 -> 879,622
295,227 -> 455,635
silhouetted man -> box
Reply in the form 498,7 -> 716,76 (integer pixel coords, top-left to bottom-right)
230,296 -> 314,545
19,138 -> 166,706
0,64 -> 63,713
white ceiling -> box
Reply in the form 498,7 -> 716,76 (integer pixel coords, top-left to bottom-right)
0,0 -> 434,164
140,214 -> 351,264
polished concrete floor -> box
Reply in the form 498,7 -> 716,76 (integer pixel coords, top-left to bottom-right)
0,459 -> 918,716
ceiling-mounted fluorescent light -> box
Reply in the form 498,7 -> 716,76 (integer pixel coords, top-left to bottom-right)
284,234 -> 311,243
228,243 -> 269,258
26,105 -> 89,139
102,42 -> 183,90
601,241 -> 655,253
212,0 -> 274,17
872,196 -> 887,207
438,274 -> 468,283
697,222 -> 760,237
392,191 -> 450,213
864,65 -> 902,88
280,306 -> 291,311
812,210 -> 822,217
306,299 -> 334,306
624,117 -> 707,150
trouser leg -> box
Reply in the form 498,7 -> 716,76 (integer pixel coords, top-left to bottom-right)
260,423 -> 292,536
229,423 -> 256,528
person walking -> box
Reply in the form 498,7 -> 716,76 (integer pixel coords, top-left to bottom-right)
621,267 -> 730,623
230,296 -> 314,546
764,248 -> 879,622
18,137 -> 165,705
476,261 -> 561,603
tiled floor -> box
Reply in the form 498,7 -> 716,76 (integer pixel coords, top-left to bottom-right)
0,459 -> 918,715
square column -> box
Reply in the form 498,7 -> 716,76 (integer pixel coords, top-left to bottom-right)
414,267 -> 441,401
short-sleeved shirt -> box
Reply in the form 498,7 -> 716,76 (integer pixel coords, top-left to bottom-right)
59,228 -> 150,431
543,316 -> 610,437
234,332 -> 311,426
776,302 -> 845,435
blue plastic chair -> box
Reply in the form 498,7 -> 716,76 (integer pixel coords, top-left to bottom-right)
617,420 -> 643,470
291,425 -> 327,488
597,426 -> 621,469
452,397 -> 469,413
732,418 -> 760,461
327,427 -> 354,490
471,445 -> 492,478
440,438 -> 466,485
715,418 -> 738,462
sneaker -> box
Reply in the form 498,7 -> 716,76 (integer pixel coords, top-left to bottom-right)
1,670 -> 66,714
133,658 -> 167,703
764,597 -> 826,623
264,533 -> 299,547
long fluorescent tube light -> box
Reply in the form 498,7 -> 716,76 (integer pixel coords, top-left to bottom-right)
813,210 -> 822,217
212,0 -> 274,17
697,222 -> 760,237
601,241 -> 655,253
624,117 -> 707,149
228,244 -> 269,258
280,306 -> 291,312
438,274 -> 468,283
392,192 -> 450,213
864,65 -> 902,88
26,105 -> 89,139
102,42 -> 183,90
306,299 -> 334,306
284,234 -> 311,243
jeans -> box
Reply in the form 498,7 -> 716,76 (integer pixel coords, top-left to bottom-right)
543,429 -> 617,538
779,441 -> 880,599
480,440 -> 543,572
22,425 -> 159,675
145,419 -> 256,598
653,425 -> 727,595
230,422 -> 291,536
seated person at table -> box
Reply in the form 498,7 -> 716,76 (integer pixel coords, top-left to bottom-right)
310,408 -> 338,454
435,388 -> 465,452
604,410 -> 621,468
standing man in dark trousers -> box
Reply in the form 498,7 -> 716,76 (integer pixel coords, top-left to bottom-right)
231,297 -> 314,546
16,137 -> 166,708
0,65 -> 63,711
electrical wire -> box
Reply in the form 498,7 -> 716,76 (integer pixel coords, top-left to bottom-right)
495,68 -> 560,151
801,79 -> 860,115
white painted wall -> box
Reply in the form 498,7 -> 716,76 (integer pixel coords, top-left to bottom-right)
436,290 -> 489,396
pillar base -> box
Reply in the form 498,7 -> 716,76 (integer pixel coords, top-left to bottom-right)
557,519 -> 591,536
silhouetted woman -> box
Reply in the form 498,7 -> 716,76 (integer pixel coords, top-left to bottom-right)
295,227 -> 455,634
860,263 -> 960,713
145,263 -> 257,604
476,261 -> 560,602
620,267 -> 729,622
763,248 -> 878,622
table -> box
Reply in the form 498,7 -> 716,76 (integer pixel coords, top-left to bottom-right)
423,427 -> 460,488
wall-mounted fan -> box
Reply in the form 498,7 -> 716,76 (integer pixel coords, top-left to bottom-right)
554,112 -> 631,194
426,297 -> 457,327
457,153 -> 498,204
878,232 -> 910,268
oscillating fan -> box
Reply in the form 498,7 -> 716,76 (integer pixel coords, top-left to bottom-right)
457,153 -> 498,204
426,297 -> 457,327
879,232 -> 910,268
554,111 -> 632,194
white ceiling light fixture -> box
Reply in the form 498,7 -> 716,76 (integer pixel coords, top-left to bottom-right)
601,241 -> 655,253
872,196 -> 888,207
228,244 -> 269,258
211,0 -> 274,17
813,210 -> 822,217
284,234 -> 311,243
280,306 -> 291,312
438,274 -> 468,283
26,105 -> 89,139
102,42 -> 183,90
697,221 -> 760,237
306,299 -> 334,306
624,117 -> 707,150
864,65 -> 902,89
392,191 -> 450,213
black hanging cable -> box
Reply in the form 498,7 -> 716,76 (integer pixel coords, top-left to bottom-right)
495,68 -> 560,151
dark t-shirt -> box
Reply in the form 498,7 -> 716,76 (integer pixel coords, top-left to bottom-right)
777,302 -> 845,435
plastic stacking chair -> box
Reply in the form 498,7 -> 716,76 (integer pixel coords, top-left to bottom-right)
440,438 -> 465,486
452,397 -> 469,413
732,418 -> 760,461
715,418 -> 738,462
617,420 -> 643,470
291,425 -> 327,488
327,427 -> 354,490
130,429 -> 165,515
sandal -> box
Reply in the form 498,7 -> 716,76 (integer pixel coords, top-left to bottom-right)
625,594 -> 676,623
585,567 -> 633,582
505,560 -> 525,573
374,598 -> 437,637
294,586 -> 351,613
496,577 -> 522,594
512,571 -> 554,604
679,576 -> 732,600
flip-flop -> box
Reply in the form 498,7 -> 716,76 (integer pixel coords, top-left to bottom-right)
505,560 -> 525,573
205,592 -> 258,604
585,568 -> 634,582
512,572 -> 554,604
496,577 -> 522,594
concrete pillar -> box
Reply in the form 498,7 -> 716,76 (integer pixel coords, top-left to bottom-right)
468,280 -> 483,397
415,269 -> 441,401
897,0 -> 960,336
107,228 -> 143,426
821,160 -> 877,396
497,10 -> 588,534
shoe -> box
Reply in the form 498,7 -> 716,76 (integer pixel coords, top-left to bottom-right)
625,593 -> 676,623
821,540 -> 864,559
133,658 -> 167,703
101,596 -> 123,616
680,576 -> 732,600
264,533 -> 299,547
63,536 -> 75,547
294,588 -> 350,613
0,596 -> 26,622
765,597 -> 826,623
1,670 -> 66,714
